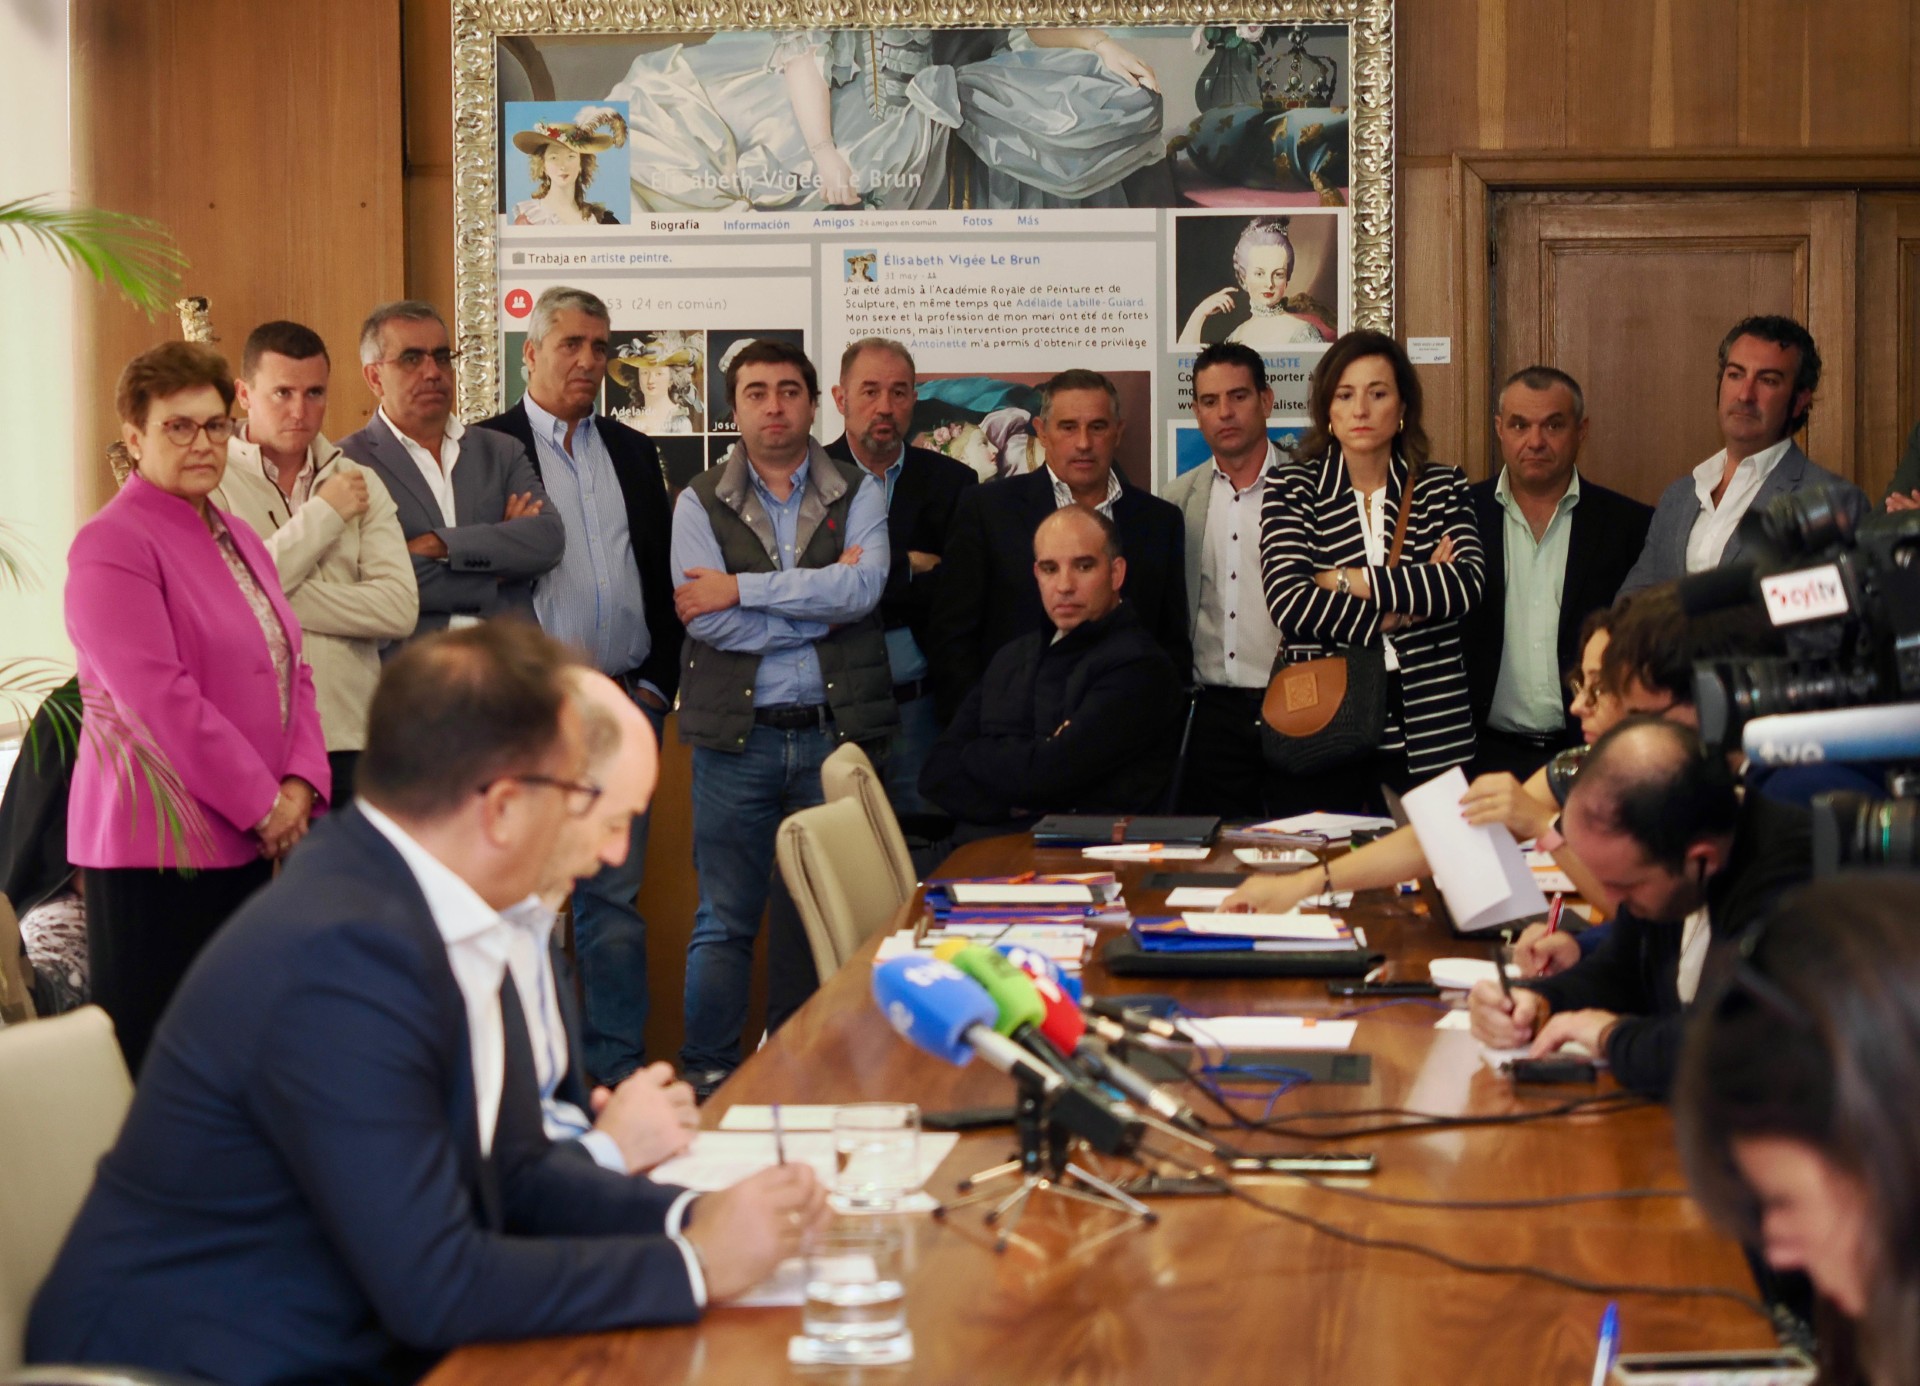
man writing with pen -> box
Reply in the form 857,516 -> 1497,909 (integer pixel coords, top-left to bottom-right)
1468,717 -> 1812,1098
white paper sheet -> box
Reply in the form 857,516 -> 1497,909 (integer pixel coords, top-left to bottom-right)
944,883 -> 1097,905
1180,911 -> 1350,941
1246,812 -> 1396,840
1164,886 -> 1234,908
1400,767 -> 1548,934
648,1130 -> 959,1195
1174,1016 -> 1358,1050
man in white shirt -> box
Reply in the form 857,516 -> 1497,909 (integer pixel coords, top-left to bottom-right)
1618,315 -> 1865,597
338,300 -> 566,643
212,320 -> 419,801
1162,342 -> 1284,816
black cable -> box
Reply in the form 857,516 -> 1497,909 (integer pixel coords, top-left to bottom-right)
1280,1176 -> 1689,1212
1156,1150 -> 1770,1317
1191,1085 -> 1649,1139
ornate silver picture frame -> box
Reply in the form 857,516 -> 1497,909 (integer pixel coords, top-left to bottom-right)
450,0 -> 1393,493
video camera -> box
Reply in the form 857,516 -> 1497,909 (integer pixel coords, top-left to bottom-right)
1679,487 -> 1920,872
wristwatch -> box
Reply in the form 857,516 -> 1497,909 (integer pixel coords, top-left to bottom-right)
1335,567 -> 1351,596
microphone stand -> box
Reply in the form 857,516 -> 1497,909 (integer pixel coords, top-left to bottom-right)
934,1072 -> 1157,1255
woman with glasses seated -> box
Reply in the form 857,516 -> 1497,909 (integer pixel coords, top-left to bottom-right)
64,341 -> 329,1073
1677,875 -> 1920,1386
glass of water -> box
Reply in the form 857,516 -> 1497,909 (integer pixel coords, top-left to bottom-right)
796,1224 -> 910,1365
831,1102 -> 920,1211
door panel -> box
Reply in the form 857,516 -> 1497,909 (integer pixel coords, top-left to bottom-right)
1493,192 -> 1854,506
1858,193 -> 1920,503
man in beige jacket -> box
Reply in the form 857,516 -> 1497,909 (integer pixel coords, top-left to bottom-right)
214,321 -> 417,802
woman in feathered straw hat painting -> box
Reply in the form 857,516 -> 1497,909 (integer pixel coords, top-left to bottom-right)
510,105 -> 628,226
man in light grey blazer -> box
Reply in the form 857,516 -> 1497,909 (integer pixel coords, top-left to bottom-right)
1163,342 -> 1285,817
1617,315 -> 1865,598
338,300 -> 565,644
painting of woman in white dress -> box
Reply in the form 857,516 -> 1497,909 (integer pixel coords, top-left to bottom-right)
505,103 -> 630,225
1175,213 -> 1339,348
606,331 -> 704,434
606,29 -> 1165,213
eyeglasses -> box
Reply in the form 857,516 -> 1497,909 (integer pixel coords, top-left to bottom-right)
157,415 -> 236,446
375,347 -> 461,373
483,773 -> 603,817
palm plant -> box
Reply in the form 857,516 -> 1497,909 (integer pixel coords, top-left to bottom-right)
1,195 -> 210,864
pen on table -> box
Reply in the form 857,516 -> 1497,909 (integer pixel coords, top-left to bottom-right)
1546,892 -> 1565,935
1589,1302 -> 1619,1386
772,1103 -> 786,1165
1496,929 -> 1517,1000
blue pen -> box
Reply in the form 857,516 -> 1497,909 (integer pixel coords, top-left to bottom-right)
1589,1302 -> 1619,1386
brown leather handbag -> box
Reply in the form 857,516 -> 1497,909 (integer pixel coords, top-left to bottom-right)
1260,482 -> 1412,773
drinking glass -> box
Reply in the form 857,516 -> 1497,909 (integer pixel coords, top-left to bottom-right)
795,1224 -> 911,1365
831,1102 -> 920,1211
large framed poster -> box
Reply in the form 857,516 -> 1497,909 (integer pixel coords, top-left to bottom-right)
452,2 -> 1393,495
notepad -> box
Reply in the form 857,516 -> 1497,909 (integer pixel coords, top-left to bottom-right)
943,883 -> 1100,905
649,1130 -> 959,1194
1180,911 -> 1351,941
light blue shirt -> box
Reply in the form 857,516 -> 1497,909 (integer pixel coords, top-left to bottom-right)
524,395 -> 653,683
669,450 -> 890,708
1488,466 -> 1581,736
878,450 -> 928,686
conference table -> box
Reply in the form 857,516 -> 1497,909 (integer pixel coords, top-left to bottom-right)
428,835 -> 1774,1385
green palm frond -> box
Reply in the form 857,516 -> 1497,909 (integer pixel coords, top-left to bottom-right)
1,663 -> 216,869
0,194 -> 187,318
0,519 -> 34,591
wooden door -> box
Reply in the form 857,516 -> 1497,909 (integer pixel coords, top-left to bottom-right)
1491,191 -> 1855,505
1859,193 -> 1920,503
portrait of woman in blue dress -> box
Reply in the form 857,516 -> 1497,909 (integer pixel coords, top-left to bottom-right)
606,28 -> 1165,212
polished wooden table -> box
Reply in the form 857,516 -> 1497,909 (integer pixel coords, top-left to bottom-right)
429,837 -> 1773,1385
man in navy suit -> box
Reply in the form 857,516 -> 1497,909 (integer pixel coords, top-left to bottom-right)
929,369 -> 1188,718
338,300 -> 566,640
476,285 -> 683,1088
823,337 -> 977,816
1617,316 -> 1866,598
1461,366 -> 1653,778
28,623 -> 826,1385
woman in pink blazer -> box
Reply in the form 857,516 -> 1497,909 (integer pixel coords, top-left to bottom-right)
66,342 -> 329,1072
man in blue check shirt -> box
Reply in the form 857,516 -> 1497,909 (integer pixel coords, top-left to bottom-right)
478,286 -> 682,1087
670,340 -> 894,1095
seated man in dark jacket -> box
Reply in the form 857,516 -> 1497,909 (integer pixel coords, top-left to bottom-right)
921,505 -> 1184,840
1468,716 -> 1811,1098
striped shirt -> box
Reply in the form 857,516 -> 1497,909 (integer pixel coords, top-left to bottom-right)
1259,450 -> 1486,777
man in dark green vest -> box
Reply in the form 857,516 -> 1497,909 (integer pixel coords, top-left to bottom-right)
669,340 -> 895,1093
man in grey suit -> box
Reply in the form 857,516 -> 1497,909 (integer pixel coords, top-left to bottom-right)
338,300 -> 565,642
1617,315 -> 1865,597
1163,341 -> 1285,818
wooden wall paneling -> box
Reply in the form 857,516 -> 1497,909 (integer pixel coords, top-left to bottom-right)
403,0 -> 456,315
1494,0 -> 1568,151
73,0 -> 405,517
1566,0 -> 1658,151
1735,1 -> 1812,147
1395,0 -> 1481,159
1857,194 -> 1920,502
1490,192 -> 1853,506
1805,0 -> 1913,147
1397,159 -> 1463,469
1666,0 -> 1741,148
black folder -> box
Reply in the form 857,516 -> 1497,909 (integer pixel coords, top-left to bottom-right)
1030,814 -> 1222,847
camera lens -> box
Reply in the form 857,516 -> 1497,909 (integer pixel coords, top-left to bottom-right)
1814,791 -> 1920,875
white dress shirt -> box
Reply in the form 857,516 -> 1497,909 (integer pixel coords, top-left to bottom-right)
1676,905 -> 1713,1005
1049,466 -> 1124,518
1353,486 -> 1401,672
382,407 -> 478,630
1685,438 -> 1792,572
1193,446 -> 1283,688
359,806 -> 707,1303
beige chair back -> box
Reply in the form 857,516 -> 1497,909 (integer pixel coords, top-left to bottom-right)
0,897 -> 34,1027
776,798 -> 913,982
0,1007 -> 133,1369
818,743 -> 916,905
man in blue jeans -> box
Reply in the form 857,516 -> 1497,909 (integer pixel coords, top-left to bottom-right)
478,285 -> 683,1085
670,340 -> 894,1096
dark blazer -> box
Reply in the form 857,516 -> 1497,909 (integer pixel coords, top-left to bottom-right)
1260,453 -> 1486,778
477,403 -> 684,700
1616,442 -> 1867,597
823,436 -> 977,662
929,467 -> 1188,717
28,809 -> 698,1385
1528,794 -> 1812,1098
1462,471 -> 1654,729
920,601 -> 1184,834
338,413 -> 566,642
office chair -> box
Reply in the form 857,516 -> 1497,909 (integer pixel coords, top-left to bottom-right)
775,798 -> 914,983
818,742 -> 916,904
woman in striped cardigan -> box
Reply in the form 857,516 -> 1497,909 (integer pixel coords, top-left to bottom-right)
1259,330 -> 1485,814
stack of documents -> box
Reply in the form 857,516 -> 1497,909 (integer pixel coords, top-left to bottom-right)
1223,812 -> 1396,845
1132,910 -> 1361,954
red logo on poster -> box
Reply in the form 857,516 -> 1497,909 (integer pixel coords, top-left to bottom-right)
504,289 -> 533,319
